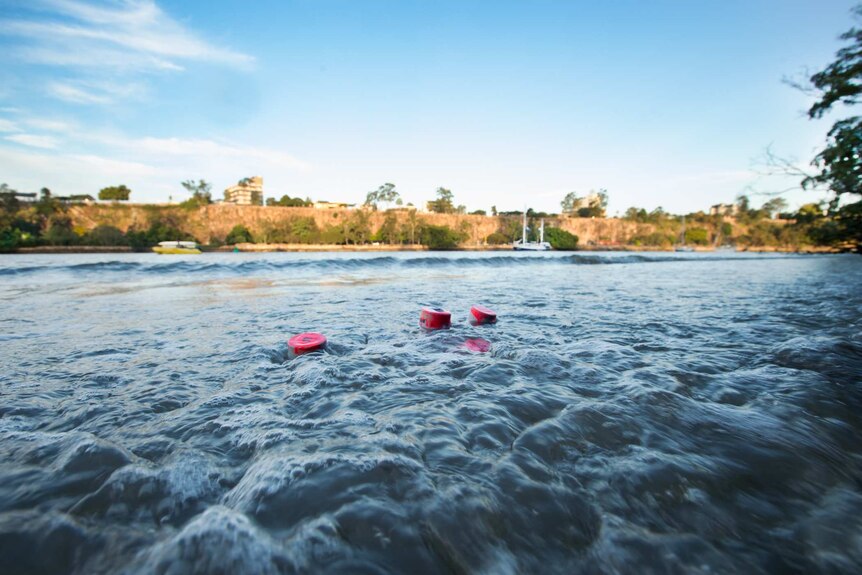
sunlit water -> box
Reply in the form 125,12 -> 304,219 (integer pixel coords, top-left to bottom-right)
1,251 -> 861,574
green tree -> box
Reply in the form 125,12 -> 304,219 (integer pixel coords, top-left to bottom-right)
544,227 -> 579,250
421,224 -> 462,250
684,227 -> 710,245
427,187 -> 456,213
226,224 -> 254,244
342,210 -> 372,244
374,212 -> 399,244
98,185 -> 131,201
365,183 -> 399,210
0,183 -> 19,212
43,214 -> 77,246
485,231 -> 509,245
795,202 -> 826,224
180,180 -> 212,206
85,225 -> 127,246
404,209 -> 419,244
800,4 -> 862,247
761,197 -> 788,219
267,194 -> 310,207
561,191 -> 578,214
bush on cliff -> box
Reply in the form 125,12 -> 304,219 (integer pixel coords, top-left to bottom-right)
684,227 -> 710,245
85,225 -> 127,246
544,227 -> 578,250
225,224 -> 253,244
485,232 -> 510,245
421,225 -> 463,250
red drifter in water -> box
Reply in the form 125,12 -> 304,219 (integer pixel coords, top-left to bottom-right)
420,307 -> 451,330
464,338 -> 491,352
289,332 -> 327,355
470,305 -> 497,325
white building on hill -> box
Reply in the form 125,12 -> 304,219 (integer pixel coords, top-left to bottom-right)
225,176 -> 263,205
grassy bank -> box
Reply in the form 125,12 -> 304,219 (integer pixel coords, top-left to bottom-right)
1,200 -> 851,253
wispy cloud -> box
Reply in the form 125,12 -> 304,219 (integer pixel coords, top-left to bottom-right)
3,0 -> 253,70
1,1 -> 254,105
5,134 -> 60,149
128,137 -> 311,171
0,126 -> 310,200
46,80 -> 144,105
23,118 -> 75,132
0,119 -> 19,132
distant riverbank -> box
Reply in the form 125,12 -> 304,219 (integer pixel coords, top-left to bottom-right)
8,244 -> 842,254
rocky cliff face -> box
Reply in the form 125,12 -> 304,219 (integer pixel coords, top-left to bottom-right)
67,204 -> 657,245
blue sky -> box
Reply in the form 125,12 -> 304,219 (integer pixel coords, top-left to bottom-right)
0,0 -> 857,214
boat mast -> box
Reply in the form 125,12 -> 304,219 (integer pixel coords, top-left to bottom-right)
522,209 -> 527,244
540,219 -> 545,243
680,215 -> 686,246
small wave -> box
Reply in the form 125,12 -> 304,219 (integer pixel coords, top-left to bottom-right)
0,252 -> 799,278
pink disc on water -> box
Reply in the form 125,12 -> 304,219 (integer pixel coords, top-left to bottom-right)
470,305 -> 497,324
288,332 -> 327,354
464,338 -> 491,352
420,307 -> 451,330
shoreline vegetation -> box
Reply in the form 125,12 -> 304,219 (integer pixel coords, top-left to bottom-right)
0,198 -> 856,254
0,196 -> 850,253
2,178 -> 858,253
12,243 -> 842,254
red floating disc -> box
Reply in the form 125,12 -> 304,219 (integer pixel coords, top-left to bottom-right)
470,305 -> 497,325
288,332 -> 327,355
464,338 -> 491,352
420,307 -> 451,330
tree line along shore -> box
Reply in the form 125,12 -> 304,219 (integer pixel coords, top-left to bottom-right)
0,194 -> 853,253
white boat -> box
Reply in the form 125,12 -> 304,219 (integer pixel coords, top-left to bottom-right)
152,241 -> 201,255
513,211 -> 551,251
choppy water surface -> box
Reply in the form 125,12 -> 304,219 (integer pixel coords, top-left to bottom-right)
1,251 -> 861,574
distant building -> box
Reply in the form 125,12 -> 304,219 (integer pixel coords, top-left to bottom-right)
709,203 -> 738,216
572,192 -> 602,211
224,176 -> 264,206
56,194 -> 96,204
313,201 -> 354,210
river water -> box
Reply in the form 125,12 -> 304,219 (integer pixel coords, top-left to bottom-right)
1,251 -> 861,574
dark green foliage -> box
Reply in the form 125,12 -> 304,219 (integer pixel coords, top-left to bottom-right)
180,180 -> 212,207
126,211 -> 194,249
544,227 -> 579,250
85,225 -> 127,246
807,5 -> 862,119
427,188 -> 456,214
470,210 -> 487,216
628,232 -> 676,247
43,214 -> 77,246
624,207 -> 669,224
98,185 -> 131,201
319,224 -> 344,244
800,5 -> 862,248
485,232 -> 510,245
373,213 -> 400,244
261,217 -> 320,243
421,225 -> 463,250
365,183 -> 399,210
684,227 -> 710,245
0,228 -> 19,251
225,224 -> 253,244
343,211 -> 372,244
266,195 -> 311,207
